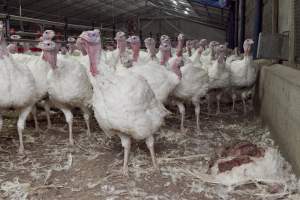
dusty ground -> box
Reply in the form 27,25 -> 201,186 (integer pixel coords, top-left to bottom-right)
0,103 -> 299,200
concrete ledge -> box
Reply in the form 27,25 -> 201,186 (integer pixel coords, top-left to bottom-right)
259,64 -> 300,176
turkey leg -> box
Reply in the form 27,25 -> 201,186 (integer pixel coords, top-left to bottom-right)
18,105 -> 33,154
119,134 -> 131,176
146,136 -> 159,171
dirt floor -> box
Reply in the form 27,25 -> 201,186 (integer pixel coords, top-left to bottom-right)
0,103 -> 299,200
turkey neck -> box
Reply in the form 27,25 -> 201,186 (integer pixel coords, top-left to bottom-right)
209,46 -> 216,60
42,50 -> 57,69
117,39 -> 128,66
176,40 -> 184,57
147,45 -> 156,59
85,42 -> 100,75
217,52 -> 225,64
244,45 -> 252,57
117,39 -> 126,54
171,58 -> 182,79
190,47 -> 204,63
198,46 -> 204,55
243,45 -> 253,66
131,43 -> 140,62
160,50 -> 171,65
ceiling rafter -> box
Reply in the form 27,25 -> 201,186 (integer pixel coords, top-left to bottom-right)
27,0 -> 65,13
3,0 -> 228,31
39,0 -> 84,15
99,5 -> 153,25
70,0 -> 144,23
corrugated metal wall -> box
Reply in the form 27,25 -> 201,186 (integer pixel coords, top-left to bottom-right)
295,0 -> 300,62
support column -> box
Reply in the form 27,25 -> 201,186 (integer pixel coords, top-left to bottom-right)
227,0 -> 235,49
64,17 -> 68,42
253,0 -> 263,59
239,0 -> 245,52
272,0 -> 278,34
234,0 -> 239,47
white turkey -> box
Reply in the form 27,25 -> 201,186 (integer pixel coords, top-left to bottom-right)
42,30 -> 55,40
67,36 -> 78,55
206,44 -> 230,114
78,29 -> 168,175
168,34 -> 209,131
39,38 -> 93,146
157,35 -> 173,62
9,35 -> 35,65
21,30 -> 60,131
189,39 -> 207,66
127,35 -> 182,104
200,41 -> 219,70
106,31 -> 131,69
144,37 -> 158,63
166,33 -> 185,69
227,39 -> 257,114
7,43 -> 18,54
126,35 -> 149,64
11,31 -> 57,131
184,40 -> 194,58
192,39 -> 200,50
226,47 -> 242,68
0,22 -> 38,154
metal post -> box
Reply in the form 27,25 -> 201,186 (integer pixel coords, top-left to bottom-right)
5,14 -> 10,39
156,33 -> 160,48
239,0 -> 245,52
227,0 -> 235,49
137,16 -> 140,33
19,0 -> 24,31
112,24 -> 116,38
159,10 -> 162,35
272,0 -> 278,34
139,30 -> 143,46
288,0 -> 295,64
253,0 -> 263,59
64,17 -> 68,42
234,0 -> 239,47
3,0 -> 9,39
